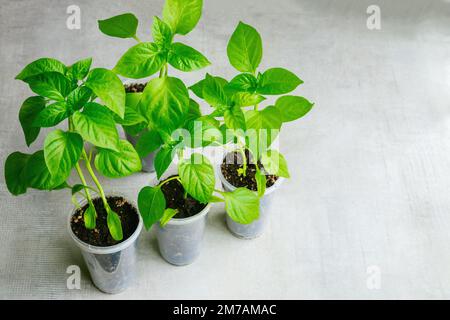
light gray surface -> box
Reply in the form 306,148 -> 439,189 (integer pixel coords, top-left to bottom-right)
1,0 -> 450,299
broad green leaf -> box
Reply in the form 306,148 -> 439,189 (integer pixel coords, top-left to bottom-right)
15,58 -> 66,81
260,150 -> 290,178
224,105 -> 246,130
125,92 -> 142,109
123,122 -> 147,136
257,68 -> 303,95
275,95 -> 314,122
168,42 -> 210,72
85,68 -> 125,118
227,22 -> 262,73
33,101 -> 70,127
106,207 -> 123,241
25,72 -> 71,101
154,145 -> 175,179
98,13 -> 138,39
4,152 -> 31,195
160,208 -> 178,227
255,169 -> 266,198
202,74 -> 229,108
19,96 -> 45,146
163,0 -> 203,35
72,102 -> 120,151
114,105 -> 147,126
44,130 -> 83,179
179,153 -> 215,203
67,57 -> 92,81
152,16 -> 173,48
232,92 -> 265,107
227,73 -> 258,92
184,98 -> 202,124
135,130 -> 162,158
223,187 -> 260,224
94,140 -> 142,178
139,76 -> 189,132
189,76 -> 227,99
84,203 -> 96,230
185,116 -> 222,147
113,42 -> 166,79
138,186 -> 166,230
24,150 -> 66,190
67,86 -> 92,111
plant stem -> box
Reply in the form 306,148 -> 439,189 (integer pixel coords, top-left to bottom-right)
254,104 -> 259,111
82,149 -> 109,208
238,147 -> 247,176
158,175 -> 181,187
132,35 -> 141,42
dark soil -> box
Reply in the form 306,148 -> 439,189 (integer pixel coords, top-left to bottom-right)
71,196 -> 139,247
124,82 -> 146,93
160,176 -> 207,219
221,150 -> 279,191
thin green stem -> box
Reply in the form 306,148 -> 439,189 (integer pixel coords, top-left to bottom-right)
238,146 -> 247,176
254,103 -> 259,111
158,175 -> 181,187
132,35 -> 141,42
82,149 -> 108,208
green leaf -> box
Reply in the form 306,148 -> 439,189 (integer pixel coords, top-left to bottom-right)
135,130 -> 162,158
94,140 -> 142,178
125,92 -> 143,109
33,101 -> 70,127
67,57 -> 92,81
185,116 -> 222,147
154,145 -> 175,179
168,42 -> 210,72
178,153 -> 215,203
227,73 -> 258,92
160,208 -> 178,227
184,98 -> 202,124
19,96 -> 46,146
67,86 -> 92,111
72,102 -> 120,151
15,58 -> 66,81
98,13 -> 138,39
85,68 -> 125,118
227,22 -> 262,73
257,68 -> 303,95
24,150 -> 66,190
260,150 -> 290,178
138,186 -> 166,230
224,105 -> 246,130
232,92 -> 265,107
209,195 -> 225,203
115,105 -> 147,126
189,76 -> 228,99
4,152 -> 31,195
106,207 -> 123,241
84,203 -> 96,230
44,130 -> 83,179
163,0 -> 203,35
113,42 -> 166,79
139,76 -> 189,132
152,16 -> 173,48
275,95 -> 314,122
25,72 -> 71,101
202,74 -> 229,108
255,169 -> 266,198
223,188 -> 260,224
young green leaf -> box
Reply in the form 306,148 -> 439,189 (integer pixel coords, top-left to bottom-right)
160,208 -> 178,227
114,105 -> 147,126
275,95 -> 314,122
44,130 -> 83,179
139,76 -> 189,132
25,72 -> 71,101
227,22 -> 262,73
19,96 -> 46,146
178,153 -> 215,203
255,169 -> 266,198
113,42 -> 166,79
185,116 -> 222,147
33,101 -> 70,128
154,145 -> 175,179
189,75 -> 228,100
202,74 -> 229,108
72,102 -> 120,151
260,150 -> 290,178
152,16 -> 173,48
94,140 -> 142,178
257,68 -> 303,95
85,68 -> 125,118
4,152 -> 31,195
67,86 -> 92,111
106,207 -> 123,241
162,0 -> 203,35
24,150 -> 66,190
223,188 -> 260,224
138,186 -> 166,230
84,203 -> 96,230
98,13 -> 138,39
135,130 -> 162,158
168,42 -> 210,72
232,92 -> 265,107
184,98 -> 202,124
15,58 -> 66,81
227,73 -> 258,92
224,105 -> 246,130
67,57 -> 92,81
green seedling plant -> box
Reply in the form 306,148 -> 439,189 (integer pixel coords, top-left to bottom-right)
4,57 -> 142,241
190,21 -> 314,197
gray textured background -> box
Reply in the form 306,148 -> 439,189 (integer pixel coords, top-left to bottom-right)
1,0 -> 450,299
